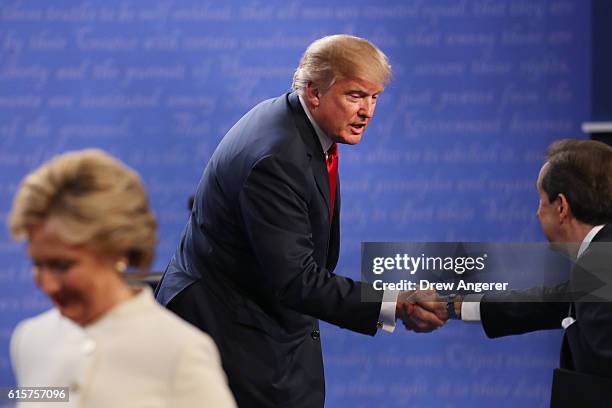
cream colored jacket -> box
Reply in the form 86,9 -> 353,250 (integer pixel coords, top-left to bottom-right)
11,287 -> 236,408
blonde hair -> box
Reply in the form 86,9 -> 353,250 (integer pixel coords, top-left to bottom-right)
8,149 -> 157,271
292,34 -> 392,94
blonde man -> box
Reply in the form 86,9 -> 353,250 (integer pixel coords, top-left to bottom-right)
156,35 -> 446,407
9,149 -> 236,408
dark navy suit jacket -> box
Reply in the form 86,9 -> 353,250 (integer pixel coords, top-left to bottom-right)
480,224 -> 612,405
156,92 -> 383,407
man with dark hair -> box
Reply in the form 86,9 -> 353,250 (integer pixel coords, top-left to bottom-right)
452,139 -> 612,407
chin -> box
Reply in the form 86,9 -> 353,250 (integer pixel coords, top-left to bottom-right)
547,240 -> 569,256
58,307 -> 85,325
336,134 -> 363,145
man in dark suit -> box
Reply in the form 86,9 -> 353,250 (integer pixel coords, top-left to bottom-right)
155,35 -> 446,407
452,139 -> 612,407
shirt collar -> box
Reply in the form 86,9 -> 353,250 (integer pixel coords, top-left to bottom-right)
298,94 -> 334,154
84,286 -> 154,335
577,225 -> 605,258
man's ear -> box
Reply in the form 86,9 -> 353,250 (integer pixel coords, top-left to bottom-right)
557,193 -> 572,221
305,82 -> 320,109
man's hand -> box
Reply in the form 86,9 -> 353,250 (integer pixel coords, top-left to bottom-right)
396,290 -> 448,333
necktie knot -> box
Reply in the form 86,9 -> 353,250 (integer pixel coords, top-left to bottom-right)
327,143 -> 337,163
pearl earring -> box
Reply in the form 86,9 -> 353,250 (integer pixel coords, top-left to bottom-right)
115,260 -> 127,273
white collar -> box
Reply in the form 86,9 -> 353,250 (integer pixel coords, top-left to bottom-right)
577,225 -> 605,258
298,94 -> 334,154
84,286 -> 154,335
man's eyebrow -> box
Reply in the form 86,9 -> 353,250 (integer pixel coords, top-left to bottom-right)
347,89 -> 377,96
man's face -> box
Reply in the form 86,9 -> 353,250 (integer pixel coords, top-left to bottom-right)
536,162 -> 562,243
306,77 -> 384,145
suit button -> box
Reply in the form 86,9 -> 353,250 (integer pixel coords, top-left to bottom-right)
82,339 -> 96,355
311,330 -> 320,340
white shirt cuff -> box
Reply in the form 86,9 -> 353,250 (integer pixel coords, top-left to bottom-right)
461,294 -> 484,321
378,290 -> 400,333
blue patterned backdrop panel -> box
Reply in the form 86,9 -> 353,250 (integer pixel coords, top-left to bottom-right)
0,1 -> 590,407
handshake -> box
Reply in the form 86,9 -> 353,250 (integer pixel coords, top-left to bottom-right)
395,290 -> 461,333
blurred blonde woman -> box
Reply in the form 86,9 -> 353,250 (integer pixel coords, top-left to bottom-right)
8,149 -> 236,408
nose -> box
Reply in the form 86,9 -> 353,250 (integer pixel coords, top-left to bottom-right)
34,268 -> 61,296
358,97 -> 375,119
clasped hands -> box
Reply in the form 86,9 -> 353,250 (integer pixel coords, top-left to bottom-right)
395,290 -> 448,333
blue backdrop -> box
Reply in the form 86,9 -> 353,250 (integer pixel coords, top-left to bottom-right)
0,1 -> 591,407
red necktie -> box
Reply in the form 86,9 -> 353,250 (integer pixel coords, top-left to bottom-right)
326,143 -> 338,218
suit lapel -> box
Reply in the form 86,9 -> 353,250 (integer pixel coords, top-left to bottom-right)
327,180 -> 340,269
287,92 -> 331,215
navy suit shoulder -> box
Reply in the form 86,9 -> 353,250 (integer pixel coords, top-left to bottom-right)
211,94 -> 314,185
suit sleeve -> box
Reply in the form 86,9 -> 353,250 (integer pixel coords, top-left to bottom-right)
480,282 -> 569,338
238,154 -> 382,335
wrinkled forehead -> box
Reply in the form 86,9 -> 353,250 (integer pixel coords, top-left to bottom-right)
337,77 -> 384,93
336,68 -> 388,90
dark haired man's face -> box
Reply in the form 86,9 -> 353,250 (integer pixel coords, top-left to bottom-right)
536,162 -> 562,243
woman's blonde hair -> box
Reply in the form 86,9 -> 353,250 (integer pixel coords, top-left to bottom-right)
8,149 -> 157,271
292,34 -> 392,94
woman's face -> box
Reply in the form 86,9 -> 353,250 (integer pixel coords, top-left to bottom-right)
27,218 -> 119,326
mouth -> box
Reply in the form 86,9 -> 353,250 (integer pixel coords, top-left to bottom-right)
52,296 -> 70,309
349,123 -> 367,134
51,293 -> 78,309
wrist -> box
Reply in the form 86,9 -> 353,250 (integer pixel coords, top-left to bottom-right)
447,294 -> 463,320
454,295 -> 463,319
